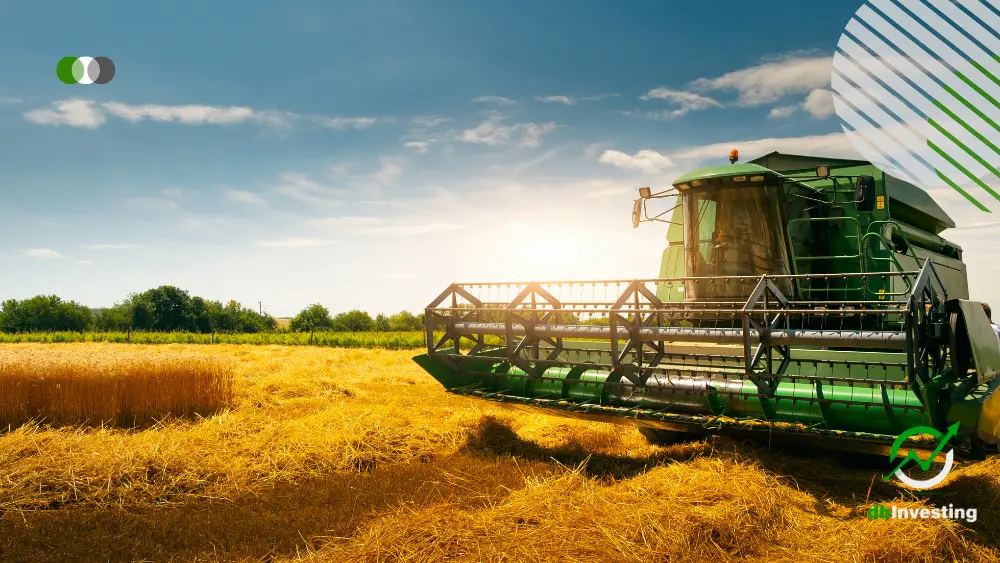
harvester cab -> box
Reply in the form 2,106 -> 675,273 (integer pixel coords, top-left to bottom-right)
415,151 -> 1000,459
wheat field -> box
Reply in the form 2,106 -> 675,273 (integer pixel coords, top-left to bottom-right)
0,348 -> 233,428
0,342 -> 997,562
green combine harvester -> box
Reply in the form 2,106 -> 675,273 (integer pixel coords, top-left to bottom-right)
414,151 -> 1000,458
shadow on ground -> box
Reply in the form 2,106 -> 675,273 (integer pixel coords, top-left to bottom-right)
460,415 -> 711,479
932,470 -> 1000,548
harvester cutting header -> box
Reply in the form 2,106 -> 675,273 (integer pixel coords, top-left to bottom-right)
414,151 -> 1000,458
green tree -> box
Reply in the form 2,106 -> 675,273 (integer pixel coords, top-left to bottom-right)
204,300 -> 230,332
331,310 -> 374,332
129,286 -> 197,332
0,295 -> 92,332
92,302 -> 134,331
374,313 -> 390,332
231,301 -> 276,333
387,310 -> 422,331
208,300 -> 278,333
190,297 -> 214,334
289,304 -> 335,332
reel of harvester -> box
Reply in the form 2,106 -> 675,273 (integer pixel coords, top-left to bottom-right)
414,152 -> 1000,458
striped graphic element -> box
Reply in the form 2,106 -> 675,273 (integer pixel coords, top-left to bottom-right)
833,0 -> 1000,212
57,57 -> 115,85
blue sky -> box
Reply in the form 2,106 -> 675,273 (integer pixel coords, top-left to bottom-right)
1,0 -> 997,316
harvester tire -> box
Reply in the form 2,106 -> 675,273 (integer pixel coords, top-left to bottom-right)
637,427 -> 695,445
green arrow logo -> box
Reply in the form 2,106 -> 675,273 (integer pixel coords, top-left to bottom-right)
885,422 -> 959,488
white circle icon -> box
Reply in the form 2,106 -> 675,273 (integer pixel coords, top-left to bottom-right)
892,448 -> 954,489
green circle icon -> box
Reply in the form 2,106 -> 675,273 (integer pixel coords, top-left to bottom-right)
56,56 -> 115,84
56,57 -> 78,84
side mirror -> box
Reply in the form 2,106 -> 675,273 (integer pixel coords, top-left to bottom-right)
855,176 -> 877,212
632,200 -> 642,229
816,165 -> 830,178
639,187 -> 651,199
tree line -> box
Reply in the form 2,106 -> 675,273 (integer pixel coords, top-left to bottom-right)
0,286 -> 425,334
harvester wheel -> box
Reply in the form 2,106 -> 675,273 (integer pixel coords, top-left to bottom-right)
637,427 -> 696,445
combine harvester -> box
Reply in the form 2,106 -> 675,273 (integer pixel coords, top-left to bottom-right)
414,151 -> 1000,458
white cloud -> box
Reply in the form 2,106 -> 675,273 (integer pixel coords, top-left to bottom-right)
101,102 -> 285,126
412,116 -> 451,127
274,173 -> 345,207
623,110 -> 695,121
24,99 -> 105,128
312,116 -> 395,129
458,118 -> 514,145
472,96 -> 515,105
536,95 -> 574,105
769,106 -> 798,118
631,53 -> 833,120
802,88 -> 835,119
224,187 -> 268,206
767,89 -> 834,120
459,116 -> 558,148
161,187 -> 187,198
598,149 -> 675,175
519,122 -> 559,148
24,99 -> 393,131
596,132 -> 862,186
637,89 -> 722,118
505,148 -> 562,175
583,142 -> 607,159
84,243 -> 136,250
23,248 -> 61,259
75,260 -> 93,265
0,96 -> 22,104
669,132 -> 859,164
374,157 -> 404,185
405,141 -> 430,153
690,53 -> 832,106
580,93 -> 619,101
256,238 -> 340,248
